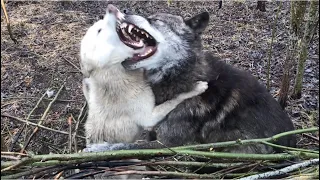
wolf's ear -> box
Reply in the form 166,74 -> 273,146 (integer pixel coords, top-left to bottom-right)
185,12 -> 209,34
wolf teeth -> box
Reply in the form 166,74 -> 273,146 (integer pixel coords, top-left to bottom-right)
120,23 -> 127,29
128,25 -> 134,34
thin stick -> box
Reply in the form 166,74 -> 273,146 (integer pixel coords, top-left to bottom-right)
1,155 -> 20,160
68,115 -> 73,153
9,90 -> 48,151
72,102 -> 87,152
61,57 -> 81,72
239,158 -> 319,180
2,97 -> 79,102
20,83 -> 65,153
149,161 -> 243,168
54,171 -> 64,180
1,152 -> 28,157
261,141 -> 318,154
1,0 -> 17,43
303,133 -> 319,142
111,170 -> 221,179
1,114 -> 85,139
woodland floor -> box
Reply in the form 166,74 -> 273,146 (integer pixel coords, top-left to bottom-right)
1,1 -> 319,155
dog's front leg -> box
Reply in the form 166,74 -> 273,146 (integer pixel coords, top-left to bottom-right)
144,81 -> 208,129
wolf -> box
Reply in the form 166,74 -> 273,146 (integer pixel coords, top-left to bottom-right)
80,5 -> 208,147
84,5 -> 296,154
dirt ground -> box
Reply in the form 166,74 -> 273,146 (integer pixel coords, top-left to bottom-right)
1,1 -> 319,155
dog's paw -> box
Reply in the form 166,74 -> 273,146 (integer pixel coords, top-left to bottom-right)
82,142 -> 112,153
82,142 -> 129,152
194,81 -> 208,94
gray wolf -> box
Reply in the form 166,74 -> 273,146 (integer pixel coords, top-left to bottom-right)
85,4 -> 296,154
80,4 -> 208,147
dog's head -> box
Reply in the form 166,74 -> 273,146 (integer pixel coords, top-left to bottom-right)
116,8 -> 209,71
80,5 -> 144,73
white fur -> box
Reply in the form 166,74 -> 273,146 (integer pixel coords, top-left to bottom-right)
80,10 -> 208,145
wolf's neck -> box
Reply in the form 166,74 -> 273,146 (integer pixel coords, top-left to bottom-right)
90,64 -> 144,91
146,52 -> 213,105
146,55 -> 196,84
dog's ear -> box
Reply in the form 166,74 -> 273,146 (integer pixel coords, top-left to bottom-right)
185,12 -> 209,34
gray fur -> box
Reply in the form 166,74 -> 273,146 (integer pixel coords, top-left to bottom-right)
88,6 -> 296,154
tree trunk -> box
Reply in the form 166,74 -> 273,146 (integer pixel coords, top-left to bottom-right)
256,1 -> 266,12
1,136 -> 8,151
218,0 -> 222,9
278,2 -> 300,108
290,1 -> 308,36
292,1 -> 319,99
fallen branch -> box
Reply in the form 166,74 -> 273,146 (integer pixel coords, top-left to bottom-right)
173,127 -> 319,150
111,170 -> 221,179
1,149 -> 318,172
148,161 -> 243,168
239,158 -> 319,180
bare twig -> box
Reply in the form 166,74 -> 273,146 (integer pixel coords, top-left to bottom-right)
72,102 -> 87,152
9,90 -> 48,151
1,114 -> 86,140
1,155 -> 20,161
2,97 -> 79,102
20,83 -> 65,153
1,152 -> 28,157
54,171 -> 64,180
303,133 -> 319,142
149,161 -> 243,168
239,158 -> 319,180
1,0 -> 17,43
111,170 -> 220,179
261,141 -> 318,154
61,56 -> 81,72
68,115 -> 73,153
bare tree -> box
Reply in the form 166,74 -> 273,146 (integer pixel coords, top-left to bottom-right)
292,1 -> 319,99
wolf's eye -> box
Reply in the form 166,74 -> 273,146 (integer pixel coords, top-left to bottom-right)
148,18 -> 163,24
97,29 -> 102,34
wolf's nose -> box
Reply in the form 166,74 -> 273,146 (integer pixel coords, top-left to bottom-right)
123,9 -> 133,15
107,4 -> 119,14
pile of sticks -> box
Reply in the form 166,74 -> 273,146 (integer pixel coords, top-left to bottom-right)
1,127 -> 319,179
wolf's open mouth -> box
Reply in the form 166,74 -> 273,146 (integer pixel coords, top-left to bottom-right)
116,22 -> 157,61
